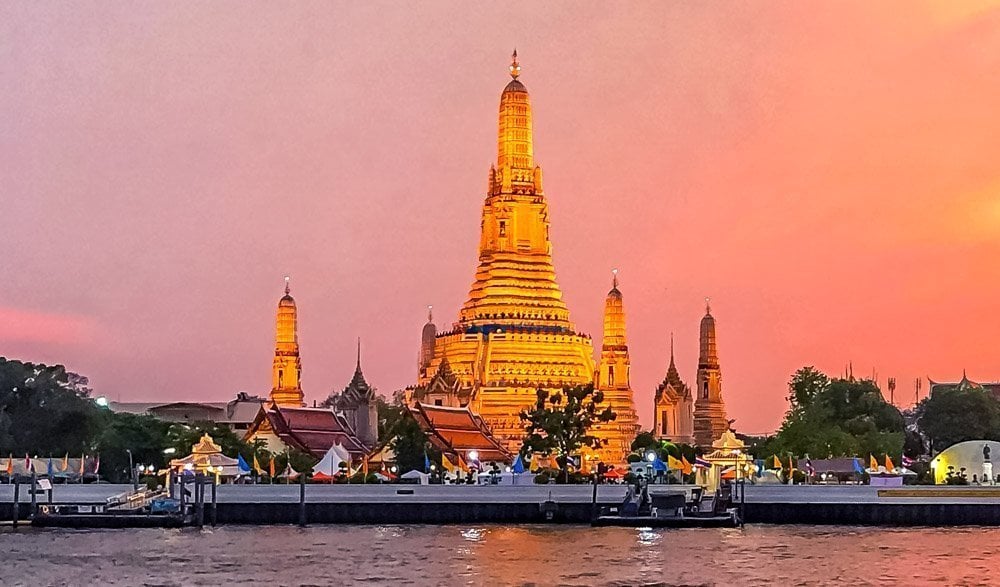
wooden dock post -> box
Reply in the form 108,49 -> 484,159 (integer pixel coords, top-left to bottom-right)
30,472 -> 37,519
298,472 -> 307,527
12,479 -> 19,528
210,476 -> 218,527
195,473 -> 205,528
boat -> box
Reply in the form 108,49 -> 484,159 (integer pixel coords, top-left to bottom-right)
591,482 -> 741,528
31,487 -> 195,528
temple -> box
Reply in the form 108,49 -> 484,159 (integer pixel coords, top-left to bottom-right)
408,52 -> 639,463
269,277 -> 304,407
410,403 -> 511,465
693,300 -> 730,446
591,270 -> 641,465
322,340 -> 379,449
652,334 -> 695,444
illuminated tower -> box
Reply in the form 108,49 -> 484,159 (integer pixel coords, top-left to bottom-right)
415,51 -> 600,457
693,299 -> 728,445
653,334 -> 695,443
418,305 -> 436,379
270,277 -> 304,407
593,270 -> 641,465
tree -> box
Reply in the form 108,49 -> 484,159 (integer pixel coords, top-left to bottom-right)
916,387 -> 1000,454
96,412 -> 170,483
0,357 -> 104,456
390,415 -> 438,474
760,368 -> 904,460
630,431 -> 659,453
519,385 -> 616,483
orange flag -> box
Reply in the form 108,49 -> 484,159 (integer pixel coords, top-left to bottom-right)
772,455 -> 782,469
5,455 -> 12,475
61,453 -> 69,472
788,456 -> 794,471
885,455 -> 895,473
269,456 -> 276,477
869,454 -> 878,470
362,456 -> 369,477
80,455 -> 86,476
681,455 -> 693,475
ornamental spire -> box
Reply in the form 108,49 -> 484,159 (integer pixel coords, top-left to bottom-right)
612,268 -> 619,290
509,48 -> 520,80
284,275 -> 291,296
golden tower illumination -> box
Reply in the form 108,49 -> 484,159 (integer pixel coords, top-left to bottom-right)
270,276 -> 304,407
416,51 -> 638,460
592,270 -> 641,465
693,299 -> 729,445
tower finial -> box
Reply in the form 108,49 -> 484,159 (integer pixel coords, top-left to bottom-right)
509,48 -> 520,80
427,304 -> 433,323
705,296 -> 711,315
670,331 -> 674,358
611,268 -> 619,290
284,275 -> 290,295
356,337 -> 362,370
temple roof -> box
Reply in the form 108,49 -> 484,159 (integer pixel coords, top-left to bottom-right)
252,405 -> 368,458
656,334 -> 690,402
410,403 -> 511,463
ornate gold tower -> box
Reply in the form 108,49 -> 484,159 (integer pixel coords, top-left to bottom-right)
415,51 -> 603,457
693,300 -> 728,445
270,277 -> 304,407
593,270 -> 641,465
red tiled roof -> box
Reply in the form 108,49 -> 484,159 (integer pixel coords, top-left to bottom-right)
258,405 -> 368,459
411,403 -> 511,463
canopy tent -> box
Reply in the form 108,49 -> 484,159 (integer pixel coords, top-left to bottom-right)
400,470 -> 430,484
169,434 -> 241,478
311,443 -> 354,480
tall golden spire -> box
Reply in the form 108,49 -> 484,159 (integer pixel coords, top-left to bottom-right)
460,51 -> 569,328
602,269 -> 626,349
270,276 -> 304,407
509,48 -> 520,80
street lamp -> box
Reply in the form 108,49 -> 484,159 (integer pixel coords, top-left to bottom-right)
126,449 -> 136,490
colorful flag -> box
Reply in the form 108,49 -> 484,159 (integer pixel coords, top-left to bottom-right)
511,454 -> 525,474
694,457 -> 711,468
772,455 -> 782,469
362,456 -> 369,477
93,455 -> 100,475
61,453 -> 69,472
268,456 -> 276,477
441,454 -> 456,474
253,454 -> 264,475
885,455 -> 895,473
237,454 -> 251,474
901,455 -> 914,467
869,454 -> 878,470
666,455 -> 683,471
424,452 -> 431,473
47,457 -> 54,477
788,456 -> 794,472
456,454 -> 468,472
852,458 -> 865,474
24,454 -> 31,473
5,455 -> 12,476
80,455 -> 86,476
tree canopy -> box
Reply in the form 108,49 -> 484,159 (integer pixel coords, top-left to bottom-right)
916,387 -> 1000,454
519,384 -> 616,480
761,367 -> 904,459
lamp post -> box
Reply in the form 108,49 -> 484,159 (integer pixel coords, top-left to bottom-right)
126,449 -> 136,490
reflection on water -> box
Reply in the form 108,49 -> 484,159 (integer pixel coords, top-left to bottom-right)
1,524 -> 997,586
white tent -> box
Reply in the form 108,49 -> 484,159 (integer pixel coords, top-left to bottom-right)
400,470 -> 430,484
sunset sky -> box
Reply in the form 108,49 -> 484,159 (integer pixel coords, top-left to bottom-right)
2,2 -> 999,432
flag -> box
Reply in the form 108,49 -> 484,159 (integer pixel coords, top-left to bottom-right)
787,456 -> 794,472
441,454 -> 456,474
772,455 -> 782,469
424,452 -> 431,474
237,454 -> 251,474
852,458 -> 865,474
80,455 -> 86,476
695,457 -> 711,468
869,454 -> 878,470
666,455 -> 683,471
804,458 -> 815,475
47,457 -> 54,477
457,454 -> 468,472
885,455 -> 896,473
901,455 -> 914,467
24,454 -> 31,473
362,456 -> 369,477
61,453 -> 69,472
5,455 -> 12,476
681,455 -> 693,475
93,455 -> 100,475
253,454 -> 264,475
269,456 -> 276,477
512,454 -> 525,474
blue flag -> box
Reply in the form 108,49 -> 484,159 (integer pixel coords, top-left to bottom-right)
852,457 -> 864,474
424,452 -> 431,473
47,457 -> 54,477
512,455 -> 525,474
237,454 -> 251,474
652,456 -> 668,472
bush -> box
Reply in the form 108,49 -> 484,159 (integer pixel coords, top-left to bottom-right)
533,472 -> 551,484
626,453 -> 641,463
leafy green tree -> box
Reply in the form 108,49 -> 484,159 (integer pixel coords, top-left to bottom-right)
519,384 -> 616,483
96,412 -> 170,483
0,357 -> 103,456
916,387 -> 1000,454
760,368 -> 904,460
390,415 -> 438,474
630,431 -> 658,453
376,395 -> 406,443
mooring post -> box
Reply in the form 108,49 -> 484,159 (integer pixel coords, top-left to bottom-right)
195,473 -> 205,528
298,472 -> 307,527
591,473 -> 599,521
30,472 -> 37,519
210,476 -> 218,527
12,479 -> 19,528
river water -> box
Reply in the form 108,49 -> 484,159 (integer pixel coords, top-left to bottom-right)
0,524 -> 996,586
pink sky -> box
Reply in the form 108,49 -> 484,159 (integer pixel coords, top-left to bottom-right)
2,3 -> 999,432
